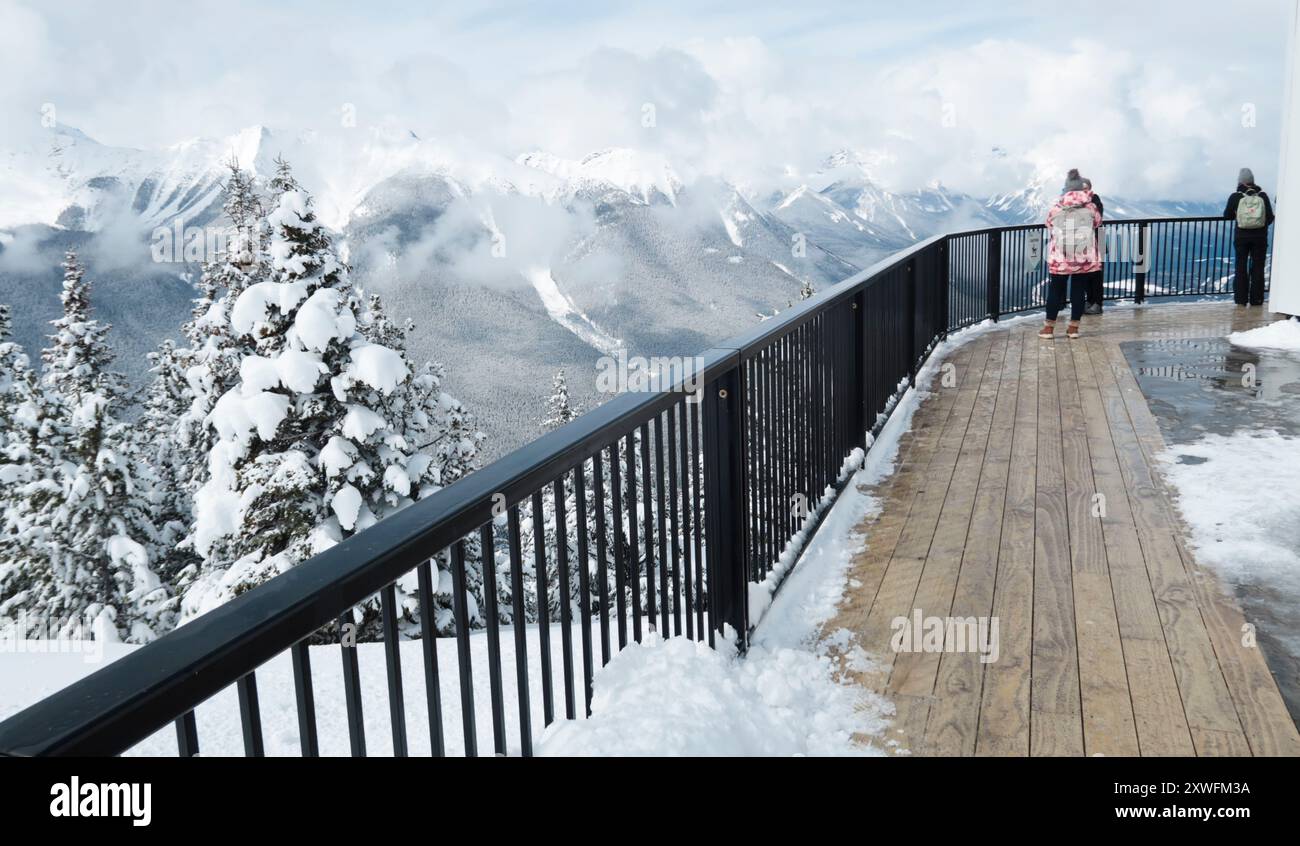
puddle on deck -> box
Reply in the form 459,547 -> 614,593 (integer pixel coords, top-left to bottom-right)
1123,336 -> 1300,725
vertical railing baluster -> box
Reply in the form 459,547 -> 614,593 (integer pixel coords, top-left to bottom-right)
478,525 -> 506,754
380,583 -> 408,757
759,345 -> 769,576
690,396 -> 706,642
611,438 -> 627,650
1135,221 -> 1149,304
639,422 -> 656,632
626,431 -> 643,642
531,490 -> 554,726
338,613 -> 366,757
784,334 -> 796,539
290,640 -> 319,757
654,413 -> 669,630
678,400 -> 695,640
574,462 -> 596,715
449,543 -> 478,757
415,560 -> 447,757
747,359 -> 759,578
506,507 -> 533,756
236,672 -> 265,757
594,447 -> 613,662
174,711 -> 199,758
667,403 -> 683,637
554,477 -> 576,721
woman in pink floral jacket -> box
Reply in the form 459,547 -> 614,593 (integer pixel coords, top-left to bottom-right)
1040,168 -> 1103,339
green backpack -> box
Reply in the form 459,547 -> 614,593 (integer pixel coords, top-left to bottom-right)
1237,193 -> 1267,229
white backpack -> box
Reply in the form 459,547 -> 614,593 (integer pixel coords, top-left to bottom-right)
1237,193 -> 1266,229
1052,204 -> 1096,260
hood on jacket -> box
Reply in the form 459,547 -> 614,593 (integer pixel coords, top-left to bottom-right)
1055,188 -> 1095,208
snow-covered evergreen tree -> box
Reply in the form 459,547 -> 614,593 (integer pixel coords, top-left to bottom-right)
0,254 -> 171,641
269,154 -> 300,196
0,304 -> 33,475
521,369 -> 587,622
186,166 -> 490,639
352,293 -> 492,636
0,304 -> 42,518
135,339 -> 196,581
542,369 -> 580,431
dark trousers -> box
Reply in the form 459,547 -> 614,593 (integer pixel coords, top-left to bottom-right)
1234,239 -> 1267,306
1047,273 -> 1087,322
1084,269 -> 1104,306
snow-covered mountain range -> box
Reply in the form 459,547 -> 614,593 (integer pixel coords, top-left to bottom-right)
0,124 -> 1222,454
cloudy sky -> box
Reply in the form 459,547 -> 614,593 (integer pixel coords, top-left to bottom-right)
1,0 -> 1293,200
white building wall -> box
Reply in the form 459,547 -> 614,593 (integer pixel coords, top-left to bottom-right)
1270,0 -> 1300,315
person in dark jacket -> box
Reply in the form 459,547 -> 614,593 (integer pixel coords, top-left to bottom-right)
1082,178 -> 1104,314
1223,167 -> 1275,306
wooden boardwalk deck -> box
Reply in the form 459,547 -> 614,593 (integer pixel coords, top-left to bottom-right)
828,301 -> 1300,756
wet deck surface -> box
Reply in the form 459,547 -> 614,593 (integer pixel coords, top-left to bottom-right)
1123,332 -> 1300,726
827,301 -> 1300,756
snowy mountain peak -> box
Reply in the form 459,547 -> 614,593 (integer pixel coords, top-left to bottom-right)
516,147 -> 682,205
820,149 -> 892,183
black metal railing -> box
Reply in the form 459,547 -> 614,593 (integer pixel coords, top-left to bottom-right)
0,215 -> 1267,757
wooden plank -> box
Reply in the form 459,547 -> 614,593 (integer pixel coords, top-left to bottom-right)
886,694 -> 934,757
1056,341 -> 1139,756
1030,709 -> 1085,757
1030,336 -> 1083,751
890,334 -> 1007,699
1073,339 -> 1195,756
1122,639 -> 1197,756
976,328 -> 1039,756
924,328 -> 1022,755
1192,727 -> 1254,757
1088,339 -> 1249,744
851,337 -> 996,702
826,341 -> 984,696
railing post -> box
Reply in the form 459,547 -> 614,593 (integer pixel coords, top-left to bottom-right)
852,291 -> 866,445
906,260 -> 918,386
986,229 -> 1002,321
1134,221 -> 1150,304
939,238 -> 950,338
702,363 -> 748,649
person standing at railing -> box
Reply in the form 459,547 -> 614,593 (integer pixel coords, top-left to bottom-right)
1040,169 -> 1102,339
1223,168 -> 1275,307
1081,177 -> 1105,315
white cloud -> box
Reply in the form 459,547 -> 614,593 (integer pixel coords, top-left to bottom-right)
0,0 -> 1289,202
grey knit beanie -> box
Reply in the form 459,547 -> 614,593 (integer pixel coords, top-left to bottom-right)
1238,167 -> 1255,186
1063,168 -> 1086,192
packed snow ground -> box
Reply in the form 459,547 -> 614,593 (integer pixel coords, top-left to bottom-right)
1229,317 -> 1300,352
1158,431 -> 1300,677
0,315 -> 1028,756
